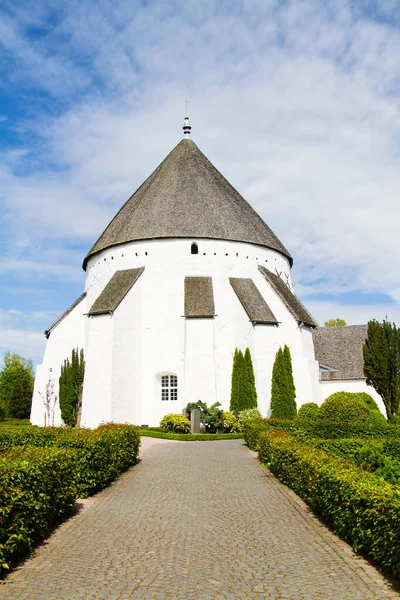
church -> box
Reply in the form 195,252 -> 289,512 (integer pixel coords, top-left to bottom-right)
30,117 -> 383,427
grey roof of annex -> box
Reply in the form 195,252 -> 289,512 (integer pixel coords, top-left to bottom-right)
312,325 -> 368,380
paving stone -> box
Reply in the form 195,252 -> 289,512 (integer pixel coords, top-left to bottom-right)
0,437 -> 398,599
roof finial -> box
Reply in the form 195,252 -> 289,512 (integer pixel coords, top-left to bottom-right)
183,99 -> 191,138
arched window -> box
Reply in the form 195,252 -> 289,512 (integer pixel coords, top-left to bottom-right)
161,375 -> 178,401
191,243 -> 198,255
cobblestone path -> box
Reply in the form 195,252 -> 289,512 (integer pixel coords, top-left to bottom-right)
1,438 -> 399,600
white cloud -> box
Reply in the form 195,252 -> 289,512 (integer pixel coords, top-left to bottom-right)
1,0 -> 400,355
0,329 -> 46,365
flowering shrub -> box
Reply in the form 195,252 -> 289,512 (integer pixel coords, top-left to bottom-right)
222,411 -> 242,433
238,408 -> 262,423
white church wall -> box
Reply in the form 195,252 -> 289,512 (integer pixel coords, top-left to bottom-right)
30,295 -> 86,426
111,275 -> 144,425
184,318 -> 217,408
319,379 -> 386,416
139,261 -> 185,427
34,237 -> 321,428
80,314 -> 114,427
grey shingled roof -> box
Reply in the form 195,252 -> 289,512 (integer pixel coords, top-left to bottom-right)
45,293 -> 86,338
88,268 -> 144,316
313,325 -> 368,381
258,266 -> 318,328
230,278 -> 278,324
184,277 -> 215,318
83,138 -> 292,269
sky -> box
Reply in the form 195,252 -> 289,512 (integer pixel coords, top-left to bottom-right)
1,0 -> 400,366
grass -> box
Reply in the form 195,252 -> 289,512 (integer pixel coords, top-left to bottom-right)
139,429 -> 243,441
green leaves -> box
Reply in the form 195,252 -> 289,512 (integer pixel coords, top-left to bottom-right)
59,348 -> 85,427
230,347 -> 258,413
0,352 -> 34,419
363,320 -> 400,421
160,414 -> 191,433
0,423 -> 141,572
258,430 -> 400,577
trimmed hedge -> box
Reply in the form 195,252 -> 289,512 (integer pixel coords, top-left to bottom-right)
0,424 -> 141,497
0,446 -> 78,571
242,418 -> 270,450
258,430 -> 400,577
56,424 -> 140,497
266,418 -> 400,439
0,424 -> 141,573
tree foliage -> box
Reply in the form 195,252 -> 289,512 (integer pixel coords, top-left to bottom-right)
59,348 -> 85,427
0,352 -> 34,419
230,347 -> 258,413
363,320 -> 400,422
270,345 -> 297,419
324,318 -> 347,327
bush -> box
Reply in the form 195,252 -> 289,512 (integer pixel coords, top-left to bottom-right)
319,392 -> 386,425
238,408 -> 262,423
297,402 -> 319,421
222,412 -> 242,433
242,418 -> 270,451
258,430 -> 400,577
56,424 -> 140,497
160,413 -> 190,433
0,446 -> 78,571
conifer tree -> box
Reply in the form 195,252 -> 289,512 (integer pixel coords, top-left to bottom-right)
283,344 -> 297,417
363,320 -> 400,421
242,347 -> 258,410
270,345 -> 297,419
59,348 -> 85,427
230,348 -> 242,413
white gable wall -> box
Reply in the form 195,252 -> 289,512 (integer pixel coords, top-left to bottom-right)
30,296 -> 86,426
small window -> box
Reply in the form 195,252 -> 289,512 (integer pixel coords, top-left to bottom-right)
161,375 -> 178,401
191,243 -> 199,255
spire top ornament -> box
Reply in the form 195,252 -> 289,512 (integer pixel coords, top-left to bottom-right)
183,99 -> 191,138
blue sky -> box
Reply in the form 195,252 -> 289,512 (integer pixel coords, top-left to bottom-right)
1,0 -> 400,365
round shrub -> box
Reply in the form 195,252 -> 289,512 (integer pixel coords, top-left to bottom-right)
222,412 -> 242,433
160,414 -> 190,433
297,402 -> 319,421
238,408 -> 262,423
318,392 -> 385,425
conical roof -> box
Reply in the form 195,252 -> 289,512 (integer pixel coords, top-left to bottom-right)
83,138 -> 292,269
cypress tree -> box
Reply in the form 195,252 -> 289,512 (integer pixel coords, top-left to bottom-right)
230,348 -> 242,413
242,347 -> 258,410
59,348 -> 85,426
282,344 -> 297,418
270,345 -> 297,419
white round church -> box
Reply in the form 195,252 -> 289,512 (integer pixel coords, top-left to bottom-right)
30,118 -> 380,427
